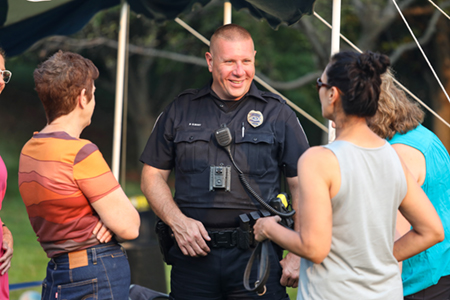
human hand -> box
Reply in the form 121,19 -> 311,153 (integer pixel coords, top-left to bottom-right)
93,220 -> 113,243
171,217 -> 211,257
280,252 -> 300,288
253,215 -> 281,242
0,241 -> 12,275
0,226 -> 13,275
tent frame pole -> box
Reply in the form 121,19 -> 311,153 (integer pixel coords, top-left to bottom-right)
328,0 -> 341,143
112,1 -> 129,180
224,2 -> 232,24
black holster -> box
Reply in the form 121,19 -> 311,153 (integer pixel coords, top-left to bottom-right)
155,218 -> 174,265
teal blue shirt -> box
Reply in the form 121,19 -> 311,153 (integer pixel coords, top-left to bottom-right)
390,124 -> 450,296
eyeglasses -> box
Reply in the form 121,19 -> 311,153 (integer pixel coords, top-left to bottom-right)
0,70 -> 12,84
316,77 -> 332,92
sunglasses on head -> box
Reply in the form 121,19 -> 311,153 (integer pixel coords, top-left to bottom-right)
316,77 -> 332,92
0,70 -> 12,84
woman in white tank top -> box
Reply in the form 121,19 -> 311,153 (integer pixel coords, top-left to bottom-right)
253,51 -> 444,300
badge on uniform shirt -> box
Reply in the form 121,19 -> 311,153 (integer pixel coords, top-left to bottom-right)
247,110 -> 264,128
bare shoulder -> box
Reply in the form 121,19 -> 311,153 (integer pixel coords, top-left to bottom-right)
299,145 -> 338,166
298,146 -> 341,198
298,146 -> 340,178
391,144 -> 424,166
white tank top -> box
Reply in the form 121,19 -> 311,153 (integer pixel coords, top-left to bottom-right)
298,140 -> 407,300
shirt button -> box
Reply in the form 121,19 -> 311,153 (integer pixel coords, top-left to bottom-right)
189,136 -> 194,140
253,138 -> 258,141
220,104 -> 224,108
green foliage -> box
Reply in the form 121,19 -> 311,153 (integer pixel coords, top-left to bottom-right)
4,0 -> 450,297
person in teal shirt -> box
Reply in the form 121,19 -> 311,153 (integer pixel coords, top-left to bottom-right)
369,70 -> 450,299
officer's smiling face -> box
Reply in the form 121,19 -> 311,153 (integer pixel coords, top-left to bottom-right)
206,37 -> 256,101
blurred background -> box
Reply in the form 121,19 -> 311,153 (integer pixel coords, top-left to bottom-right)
1,0 -> 450,298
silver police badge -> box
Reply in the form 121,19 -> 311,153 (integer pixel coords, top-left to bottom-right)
247,110 -> 264,128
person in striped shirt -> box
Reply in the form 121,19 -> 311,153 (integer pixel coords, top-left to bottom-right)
18,50 -> 140,300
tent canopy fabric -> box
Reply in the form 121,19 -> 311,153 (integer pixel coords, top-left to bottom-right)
0,0 -> 315,56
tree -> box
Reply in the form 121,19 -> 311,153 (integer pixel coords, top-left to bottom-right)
12,0 -> 450,177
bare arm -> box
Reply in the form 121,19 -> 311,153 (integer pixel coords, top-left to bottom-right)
0,225 -> 12,275
140,164 -> 210,257
91,187 -> 140,241
391,144 -> 425,186
394,159 -> 444,262
254,147 -> 335,264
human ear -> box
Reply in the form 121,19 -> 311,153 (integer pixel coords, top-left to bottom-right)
205,52 -> 213,72
329,86 -> 340,105
78,89 -> 87,108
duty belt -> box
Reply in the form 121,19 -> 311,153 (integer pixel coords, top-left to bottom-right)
207,228 -> 254,250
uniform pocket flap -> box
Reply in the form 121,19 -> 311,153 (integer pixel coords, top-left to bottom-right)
174,130 -> 212,143
235,131 -> 274,145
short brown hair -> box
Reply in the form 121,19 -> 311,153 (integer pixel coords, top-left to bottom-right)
368,69 -> 424,139
210,24 -> 253,53
33,50 -> 99,124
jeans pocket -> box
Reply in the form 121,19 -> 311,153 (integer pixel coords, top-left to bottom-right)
57,278 -> 98,300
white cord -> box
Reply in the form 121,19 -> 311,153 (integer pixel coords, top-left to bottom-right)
391,0 -> 450,105
428,0 -> 450,20
314,11 -> 450,129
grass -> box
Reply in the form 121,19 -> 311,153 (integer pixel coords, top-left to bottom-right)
2,194 -> 297,299
0,143 -> 298,299
1,184 -> 298,299
2,192 -> 48,299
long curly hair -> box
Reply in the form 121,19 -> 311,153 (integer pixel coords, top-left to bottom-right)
367,69 -> 424,139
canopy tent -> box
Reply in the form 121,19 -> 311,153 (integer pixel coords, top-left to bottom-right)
0,0 -> 337,179
0,0 -> 316,56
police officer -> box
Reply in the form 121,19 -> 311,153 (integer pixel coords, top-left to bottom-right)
140,24 -> 309,300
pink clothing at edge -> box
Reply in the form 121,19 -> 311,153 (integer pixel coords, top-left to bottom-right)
0,156 -> 9,299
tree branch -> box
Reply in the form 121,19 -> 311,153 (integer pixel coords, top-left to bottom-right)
256,71 -> 323,90
29,36 -> 207,67
30,35 -> 322,90
390,4 -> 447,64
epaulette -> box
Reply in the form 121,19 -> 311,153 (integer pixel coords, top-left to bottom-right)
261,91 -> 286,104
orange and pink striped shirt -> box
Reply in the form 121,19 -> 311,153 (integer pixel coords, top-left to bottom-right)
18,132 -> 119,258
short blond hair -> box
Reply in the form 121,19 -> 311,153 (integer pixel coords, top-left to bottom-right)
210,24 -> 253,53
368,69 -> 424,139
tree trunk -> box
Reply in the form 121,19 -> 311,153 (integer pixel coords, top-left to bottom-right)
432,16 -> 450,152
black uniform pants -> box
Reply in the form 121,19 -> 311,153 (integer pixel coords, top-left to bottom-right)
168,243 -> 290,300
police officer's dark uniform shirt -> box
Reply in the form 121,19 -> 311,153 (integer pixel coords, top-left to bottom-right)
140,81 -> 309,228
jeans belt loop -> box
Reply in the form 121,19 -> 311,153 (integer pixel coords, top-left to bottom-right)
51,258 -> 57,270
92,247 -> 97,265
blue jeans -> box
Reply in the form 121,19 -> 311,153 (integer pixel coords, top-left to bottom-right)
41,242 -> 131,300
